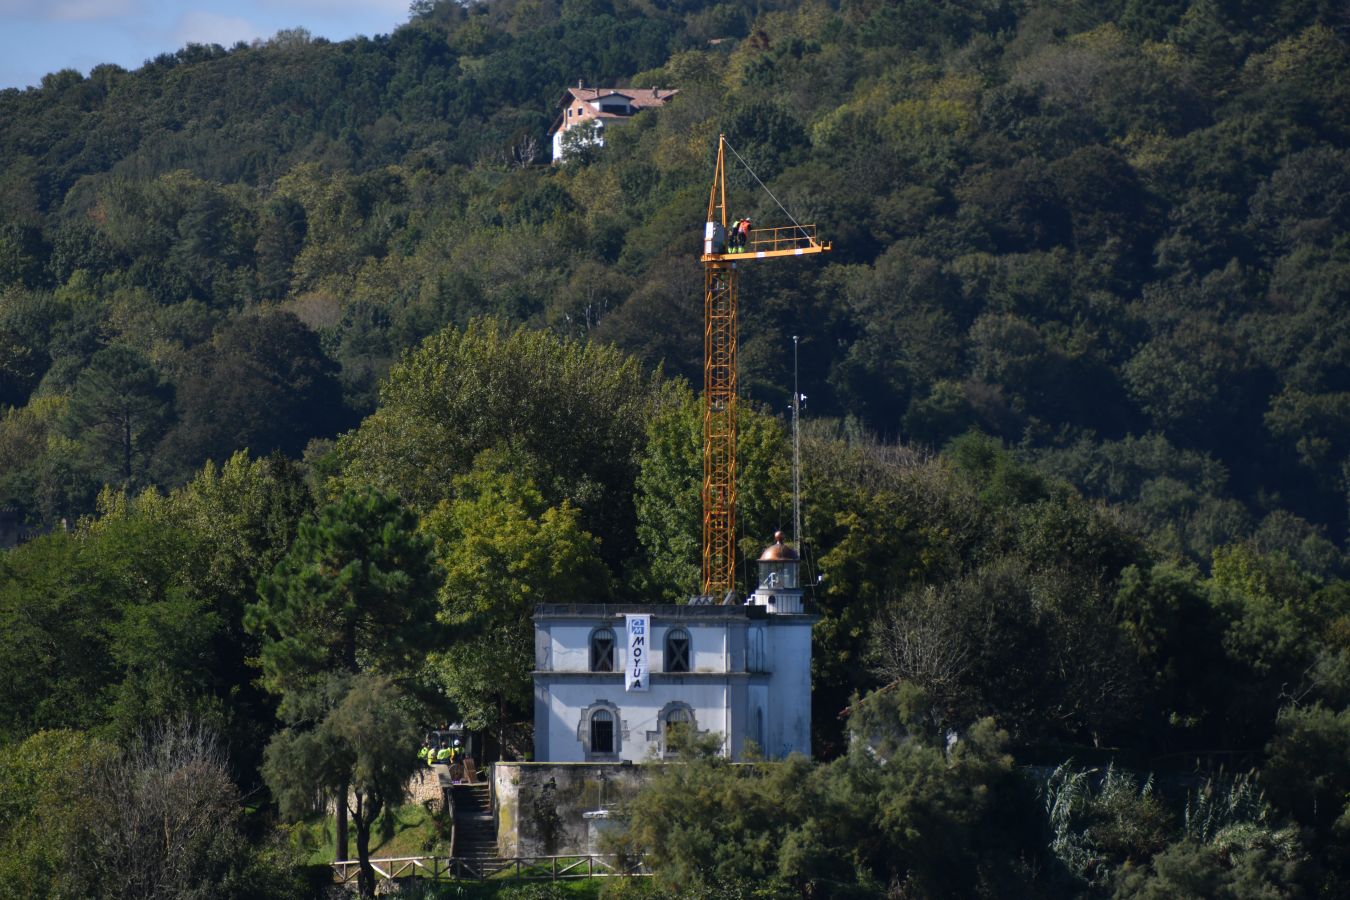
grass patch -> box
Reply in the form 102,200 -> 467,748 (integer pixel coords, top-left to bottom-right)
291,802 -> 449,865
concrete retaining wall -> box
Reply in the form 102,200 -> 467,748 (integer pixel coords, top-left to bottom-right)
493,762 -> 653,857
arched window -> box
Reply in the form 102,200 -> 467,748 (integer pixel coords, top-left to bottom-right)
664,627 -> 691,673
591,710 -> 615,754
648,701 -> 698,758
578,700 -> 621,759
590,627 -> 616,672
665,705 -> 693,735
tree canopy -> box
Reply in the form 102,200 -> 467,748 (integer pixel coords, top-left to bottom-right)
1,0 -> 1349,895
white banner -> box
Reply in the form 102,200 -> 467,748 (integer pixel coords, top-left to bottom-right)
625,614 -> 650,691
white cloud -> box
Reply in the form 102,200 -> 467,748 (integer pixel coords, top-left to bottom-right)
172,10 -> 263,47
0,0 -> 138,21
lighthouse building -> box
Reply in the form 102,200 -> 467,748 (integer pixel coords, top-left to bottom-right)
531,533 -> 817,762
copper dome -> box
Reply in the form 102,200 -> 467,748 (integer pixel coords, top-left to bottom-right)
758,531 -> 799,561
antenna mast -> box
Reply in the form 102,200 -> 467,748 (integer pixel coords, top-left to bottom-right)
792,335 -> 801,547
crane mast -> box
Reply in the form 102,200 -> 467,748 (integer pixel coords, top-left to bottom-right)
700,134 -> 830,600
702,136 -> 737,599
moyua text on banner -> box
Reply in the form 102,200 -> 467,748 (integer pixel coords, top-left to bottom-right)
625,614 -> 650,691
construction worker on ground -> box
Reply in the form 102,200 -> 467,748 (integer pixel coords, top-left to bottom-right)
417,742 -> 431,766
435,743 -> 452,764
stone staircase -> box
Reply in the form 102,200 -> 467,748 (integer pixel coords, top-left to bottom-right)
450,782 -> 503,875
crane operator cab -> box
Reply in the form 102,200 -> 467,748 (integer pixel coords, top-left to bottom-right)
704,219 -> 726,255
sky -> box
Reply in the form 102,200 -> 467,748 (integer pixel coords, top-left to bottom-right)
0,0 -> 413,90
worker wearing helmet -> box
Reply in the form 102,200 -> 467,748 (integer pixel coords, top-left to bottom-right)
737,217 -> 752,253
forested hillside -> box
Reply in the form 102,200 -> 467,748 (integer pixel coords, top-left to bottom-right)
2,1 -> 1350,897
1,0 -> 1347,559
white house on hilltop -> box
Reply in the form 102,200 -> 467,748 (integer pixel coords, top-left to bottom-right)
531,533 -> 816,762
550,82 -> 677,163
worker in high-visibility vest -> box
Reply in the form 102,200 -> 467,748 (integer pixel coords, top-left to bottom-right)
417,743 -> 430,765
435,745 -> 451,764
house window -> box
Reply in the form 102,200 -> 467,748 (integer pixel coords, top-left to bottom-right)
579,700 -> 622,759
590,627 -> 616,672
665,628 -> 691,673
591,710 -> 614,754
665,705 -> 693,735
651,701 -> 697,757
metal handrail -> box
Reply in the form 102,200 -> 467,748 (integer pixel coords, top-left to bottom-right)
331,852 -> 650,884
746,224 -> 819,253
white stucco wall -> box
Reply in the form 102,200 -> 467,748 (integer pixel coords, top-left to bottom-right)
550,118 -> 607,163
533,605 -> 816,763
540,679 -> 733,763
763,621 -> 813,757
540,620 -> 728,674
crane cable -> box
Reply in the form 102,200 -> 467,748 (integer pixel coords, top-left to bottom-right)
722,137 -> 814,243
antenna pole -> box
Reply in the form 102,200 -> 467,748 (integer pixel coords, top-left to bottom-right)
792,335 -> 801,548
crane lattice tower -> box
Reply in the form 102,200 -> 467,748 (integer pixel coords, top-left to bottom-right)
700,135 -> 830,599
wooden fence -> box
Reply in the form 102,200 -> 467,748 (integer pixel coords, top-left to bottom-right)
331,853 -> 649,885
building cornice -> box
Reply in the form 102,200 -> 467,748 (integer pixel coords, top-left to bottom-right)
532,671 -> 768,682
534,602 -> 817,623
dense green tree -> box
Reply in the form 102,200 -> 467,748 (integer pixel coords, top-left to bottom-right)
1263,702 -> 1350,878
1114,821 -> 1309,899
246,485 -> 440,882
0,730 -> 116,899
0,0 -> 1346,557
336,319 -> 662,570
0,534 -> 110,740
0,489 -> 234,746
157,452 -> 314,781
616,683 -> 1033,897
1114,562 -> 1224,737
61,345 -> 173,488
423,452 -> 611,737
163,311 -> 343,477
632,383 -> 790,601
262,674 -> 419,898
255,196 -> 307,300
611,728 -> 812,895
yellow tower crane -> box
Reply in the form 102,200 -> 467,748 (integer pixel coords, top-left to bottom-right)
700,134 -> 830,600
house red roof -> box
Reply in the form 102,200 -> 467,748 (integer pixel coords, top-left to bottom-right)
551,86 -> 678,136
562,87 -> 677,108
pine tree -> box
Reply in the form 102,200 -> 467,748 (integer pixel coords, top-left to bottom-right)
247,486 -> 441,897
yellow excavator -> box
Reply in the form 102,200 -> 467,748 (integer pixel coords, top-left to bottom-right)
700,134 -> 831,600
